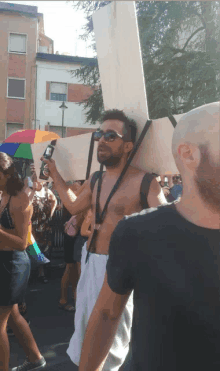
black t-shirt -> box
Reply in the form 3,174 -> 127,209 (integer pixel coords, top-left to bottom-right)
106,203 -> 220,371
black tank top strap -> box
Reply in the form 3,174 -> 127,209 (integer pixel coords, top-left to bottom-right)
0,196 -> 14,230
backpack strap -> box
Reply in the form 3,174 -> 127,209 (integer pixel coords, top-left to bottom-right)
140,173 -> 156,210
90,171 -> 102,193
168,114 -> 178,128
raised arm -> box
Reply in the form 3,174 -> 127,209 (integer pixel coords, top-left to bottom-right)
47,188 -> 58,217
42,158 -> 93,215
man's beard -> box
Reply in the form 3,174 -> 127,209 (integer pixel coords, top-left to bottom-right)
97,144 -> 123,168
194,144 -> 220,212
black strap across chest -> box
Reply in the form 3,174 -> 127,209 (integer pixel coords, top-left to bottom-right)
85,119 -> 152,262
85,114 -> 178,262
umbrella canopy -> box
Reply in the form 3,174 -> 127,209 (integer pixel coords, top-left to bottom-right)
0,130 -> 60,160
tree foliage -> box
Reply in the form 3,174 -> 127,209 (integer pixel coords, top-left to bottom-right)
71,1 -> 220,123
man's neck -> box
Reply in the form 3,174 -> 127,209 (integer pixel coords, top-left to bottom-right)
175,190 -> 220,229
104,158 -> 128,178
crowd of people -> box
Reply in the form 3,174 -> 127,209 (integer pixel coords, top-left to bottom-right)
0,101 -> 219,371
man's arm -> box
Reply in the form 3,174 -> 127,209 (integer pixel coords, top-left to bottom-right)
147,177 -> 167,207
80,209 -> 92,238
47,188 -> 58,217
79,273 -> 131,371
41,158 -> 92,215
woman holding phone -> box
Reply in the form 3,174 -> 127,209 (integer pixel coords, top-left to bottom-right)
0,153 -> 45,371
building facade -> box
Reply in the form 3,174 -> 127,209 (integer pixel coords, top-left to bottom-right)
0,2 -> 54,142
36,53 -> 99,137
0,2 -> 97,142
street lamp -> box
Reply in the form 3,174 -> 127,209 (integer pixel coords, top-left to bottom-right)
59,101 -> 68,138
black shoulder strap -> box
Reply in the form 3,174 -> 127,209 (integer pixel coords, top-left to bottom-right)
90,171 -> 102,193
5,195 -> 12,209
138,113 -> 177,209
86,132 -> 95,180
168,114 -> 178,128
140,173 -> 155,210
159,108 -> 178,128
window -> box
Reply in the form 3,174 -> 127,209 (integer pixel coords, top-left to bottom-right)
6,123 -> 23,138
9,33 -> 27,54
50,82 -> 67,101
39,45 -> 48,53
8,78 -> 25,99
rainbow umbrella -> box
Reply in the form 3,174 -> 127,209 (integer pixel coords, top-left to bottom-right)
0,130 -> 60,160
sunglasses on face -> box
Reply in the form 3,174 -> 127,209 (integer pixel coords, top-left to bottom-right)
94,130 -> 124,142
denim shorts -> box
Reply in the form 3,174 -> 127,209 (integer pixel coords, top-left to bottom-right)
0,250 -> 30,306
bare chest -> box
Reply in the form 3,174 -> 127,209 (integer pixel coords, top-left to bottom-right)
92,176 -> 142,218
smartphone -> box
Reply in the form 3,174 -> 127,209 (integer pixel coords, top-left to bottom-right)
164,177 -> 169,187
27,177 -> 33,188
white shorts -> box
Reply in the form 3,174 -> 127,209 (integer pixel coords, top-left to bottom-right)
66,242 -> 134,371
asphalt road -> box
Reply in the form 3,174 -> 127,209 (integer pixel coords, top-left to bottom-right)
9,262 -> 132,371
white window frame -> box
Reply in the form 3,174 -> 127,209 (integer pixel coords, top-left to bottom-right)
7,77 -> 26,100
8,32 -> 28,55
6,122 -> 24,140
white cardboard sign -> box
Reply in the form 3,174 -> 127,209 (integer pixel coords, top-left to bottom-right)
31,133 -> 100,182
93,1 -> 180,175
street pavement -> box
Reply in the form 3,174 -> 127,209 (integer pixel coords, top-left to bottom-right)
9,260 -> 132,371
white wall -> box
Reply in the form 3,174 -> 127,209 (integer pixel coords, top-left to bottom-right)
36,60 -> 100,130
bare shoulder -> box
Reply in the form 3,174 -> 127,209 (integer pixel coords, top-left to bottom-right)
11,190 -> 30,211
127,166 -> 145,180
82,173 -> 98,191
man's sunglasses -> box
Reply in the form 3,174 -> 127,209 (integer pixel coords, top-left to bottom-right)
94,130 -> 124,142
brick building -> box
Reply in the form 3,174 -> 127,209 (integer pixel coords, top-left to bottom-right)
0,2 -> 98,142
0,2 -> 54,141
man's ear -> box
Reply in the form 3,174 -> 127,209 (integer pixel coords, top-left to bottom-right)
124,141 -> 134,154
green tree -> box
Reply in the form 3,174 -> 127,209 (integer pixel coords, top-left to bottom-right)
72,1 -> 220,123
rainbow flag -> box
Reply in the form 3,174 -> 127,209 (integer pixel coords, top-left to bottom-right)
26,224 -> 50,266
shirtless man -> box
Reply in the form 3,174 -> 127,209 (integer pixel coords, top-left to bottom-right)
42,109 -> 166,370
78,102 -> 220,371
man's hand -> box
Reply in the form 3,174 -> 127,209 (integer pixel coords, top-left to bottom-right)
40,157 -> 58,180
162,186 -> 170,197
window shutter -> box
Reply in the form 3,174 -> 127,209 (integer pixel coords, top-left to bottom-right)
9,34 -> 26,53
50,83 -> 67,94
